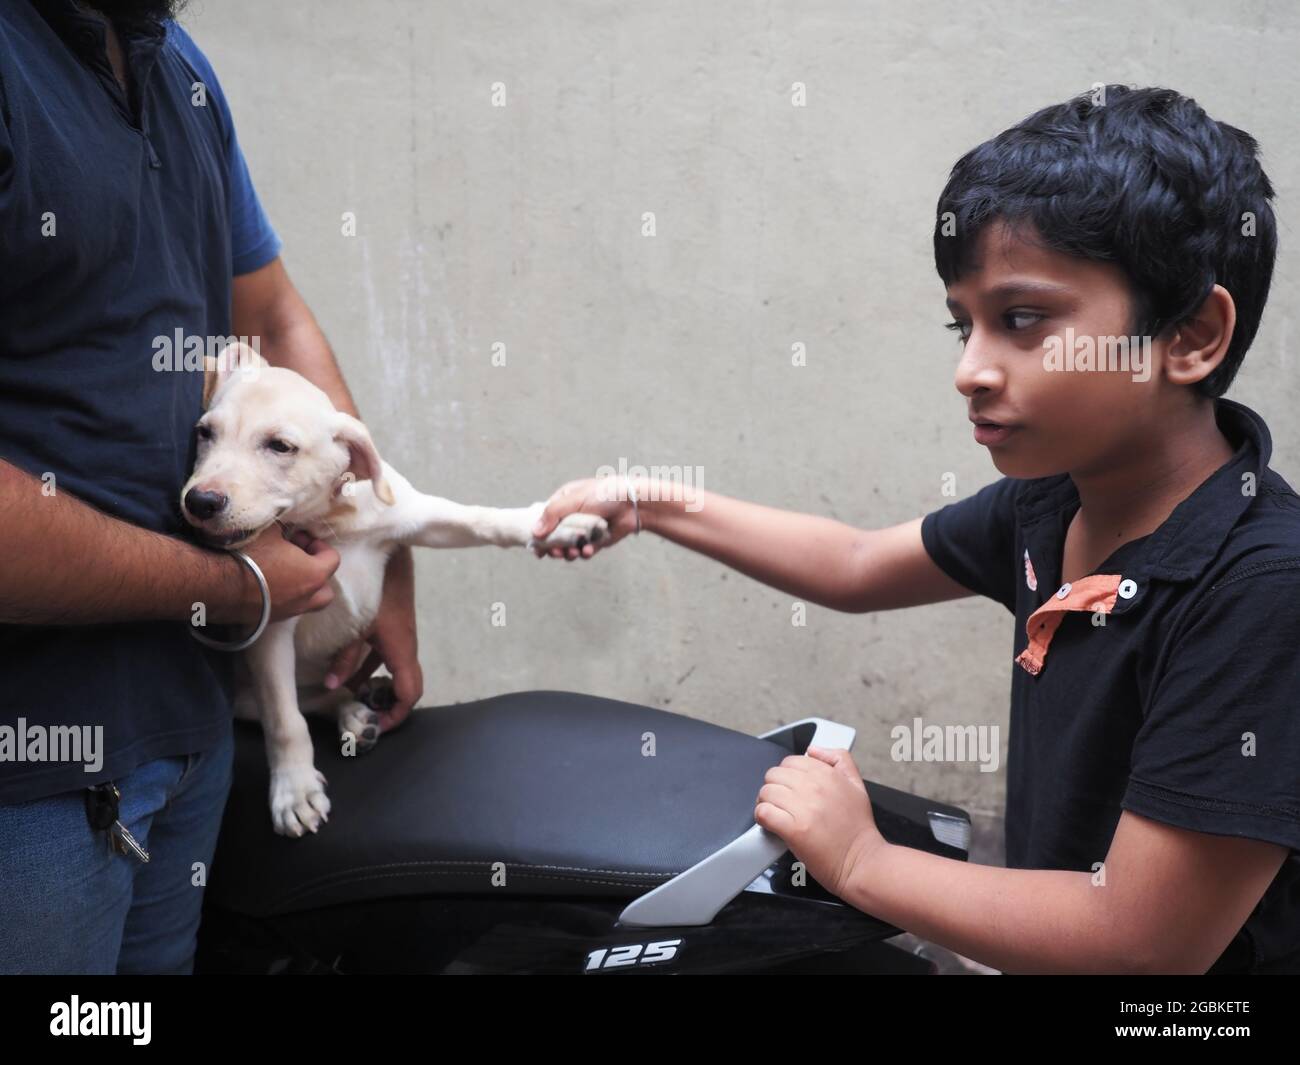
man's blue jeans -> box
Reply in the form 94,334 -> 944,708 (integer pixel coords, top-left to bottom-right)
0,722 -> 234,974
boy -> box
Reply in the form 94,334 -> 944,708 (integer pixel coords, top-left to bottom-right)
529,85 -> 1299,974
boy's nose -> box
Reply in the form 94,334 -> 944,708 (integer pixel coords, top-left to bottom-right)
954,339 -> 1005,397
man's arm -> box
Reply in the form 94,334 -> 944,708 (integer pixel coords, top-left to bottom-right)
232,257 -> 361,418
846,809 -> 1286,974
0,458 -> 252,625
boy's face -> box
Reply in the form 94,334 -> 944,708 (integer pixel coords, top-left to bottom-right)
943,219 -> 1164,480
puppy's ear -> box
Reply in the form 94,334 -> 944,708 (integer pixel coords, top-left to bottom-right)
332,412 -> 396,505
203,341 -> 268,409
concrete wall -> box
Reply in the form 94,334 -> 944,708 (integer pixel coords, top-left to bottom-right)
184,0 -> 1300,839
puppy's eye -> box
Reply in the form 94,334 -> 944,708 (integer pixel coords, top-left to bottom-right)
196,424 -> 214,441
266,438 -> 297,455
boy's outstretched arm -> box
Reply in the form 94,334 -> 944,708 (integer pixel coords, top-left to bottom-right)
757,748 -> 1287,974
530,475 -> 974,613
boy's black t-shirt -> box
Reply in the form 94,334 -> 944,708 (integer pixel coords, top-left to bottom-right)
920,397 -> 1300,974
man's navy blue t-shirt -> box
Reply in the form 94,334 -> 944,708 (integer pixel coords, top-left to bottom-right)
0,2 -> 282,802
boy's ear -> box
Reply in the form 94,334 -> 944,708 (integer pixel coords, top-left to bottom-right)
1163,284 -> 1236,387
203,341 -> 268,409
332,412 -> 396,505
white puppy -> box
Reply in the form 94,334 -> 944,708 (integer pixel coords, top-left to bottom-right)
181,343 -> 606,837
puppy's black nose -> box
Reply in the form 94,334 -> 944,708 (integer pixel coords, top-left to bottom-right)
185,487 -> 228,520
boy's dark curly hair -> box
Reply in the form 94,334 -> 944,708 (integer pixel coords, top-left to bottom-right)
934,85 -> 1277,398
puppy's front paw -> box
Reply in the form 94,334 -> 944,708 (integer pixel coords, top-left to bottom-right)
528,513 -> 609,550
270,764 -> 330,837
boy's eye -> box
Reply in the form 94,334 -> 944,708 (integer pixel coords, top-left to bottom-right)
1003,310 -> 1044,331
945,312 -> 1044,345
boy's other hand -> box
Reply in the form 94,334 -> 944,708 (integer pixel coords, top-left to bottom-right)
755,746 -> 886,903
530,477 -> 639,561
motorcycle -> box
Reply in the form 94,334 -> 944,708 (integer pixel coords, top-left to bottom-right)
195,689 -> 972,974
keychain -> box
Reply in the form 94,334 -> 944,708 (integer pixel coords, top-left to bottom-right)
84,782 -> 150,863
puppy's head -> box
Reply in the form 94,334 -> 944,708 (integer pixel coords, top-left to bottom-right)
181,342 -> 395,549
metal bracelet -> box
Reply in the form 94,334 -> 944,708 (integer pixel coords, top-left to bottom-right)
624,475 -> 641,534
188,547 -> 272,652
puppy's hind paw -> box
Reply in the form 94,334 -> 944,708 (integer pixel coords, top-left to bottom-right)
339,702 -> 381,755
356,675 -> 397,714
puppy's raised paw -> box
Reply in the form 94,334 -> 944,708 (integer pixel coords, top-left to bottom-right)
270,764 -> 330,837
529,513 -> 609,551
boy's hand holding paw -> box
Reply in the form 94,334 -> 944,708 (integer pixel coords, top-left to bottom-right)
755,746 -> 886,904
529,476 -> 641,560
526,507 -> 610,556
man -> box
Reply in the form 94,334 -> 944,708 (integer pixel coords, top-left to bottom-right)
0,0 -> 419,973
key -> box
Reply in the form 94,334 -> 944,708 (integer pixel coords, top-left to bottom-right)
110,820 -> 151,863
84,782 -> 151,864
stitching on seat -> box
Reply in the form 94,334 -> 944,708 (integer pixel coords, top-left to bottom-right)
271,859 -> 678,907
284,858 -> 675,889
274,865 -> 676,910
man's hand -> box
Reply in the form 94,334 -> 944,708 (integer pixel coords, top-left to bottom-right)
230,525 -> 341,623
322,545 -> 422,734
755,746 -> 886,901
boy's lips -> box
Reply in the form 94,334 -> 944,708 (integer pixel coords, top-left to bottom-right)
969,414 -> 1020,446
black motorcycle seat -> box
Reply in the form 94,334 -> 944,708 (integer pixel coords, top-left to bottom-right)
207,690 -> 791,918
